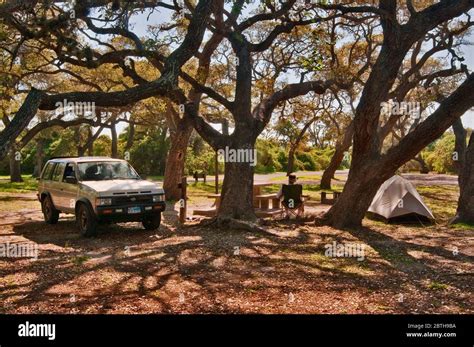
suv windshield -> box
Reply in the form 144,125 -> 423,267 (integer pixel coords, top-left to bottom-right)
77,162 -> 140,181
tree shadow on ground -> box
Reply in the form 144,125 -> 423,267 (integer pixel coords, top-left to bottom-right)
1,215 -> 472,313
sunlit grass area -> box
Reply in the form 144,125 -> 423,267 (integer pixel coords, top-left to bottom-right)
0,195 -> 39,211
0,175 -> 38,193
416,185 -> 459,223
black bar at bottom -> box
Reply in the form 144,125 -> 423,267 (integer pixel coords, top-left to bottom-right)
0,314 -> 472,346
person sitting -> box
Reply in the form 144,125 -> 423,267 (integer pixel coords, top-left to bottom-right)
276,174 -> 305,218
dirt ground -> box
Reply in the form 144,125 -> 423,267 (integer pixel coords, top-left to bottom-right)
0,181 -> 473,314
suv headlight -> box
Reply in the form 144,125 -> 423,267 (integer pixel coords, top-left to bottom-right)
97,198 -> 112,206
153,194 -> 165,202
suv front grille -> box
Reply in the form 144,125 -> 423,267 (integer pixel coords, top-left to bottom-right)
113,195 -> 153,205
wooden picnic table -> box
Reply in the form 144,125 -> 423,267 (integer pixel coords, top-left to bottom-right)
254,193 -> 280,209
195,182 -> 309,218
207,194 -> 221,208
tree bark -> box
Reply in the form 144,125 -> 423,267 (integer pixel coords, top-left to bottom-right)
163,122 -> 193,201
33,137 -> 44,178
286,117 -> 316,176
453,133 -> 474,224
125,121 -> 135,152
452,118 -> 467,174
321,121 -> 354,190
0,89 -> 43,161
9,144 -> 23,183
111,121 -> 118,158
87,127 -> 94,156
217,134 -> 257,222
451,119 -> 473,224
286,146 -> 296,176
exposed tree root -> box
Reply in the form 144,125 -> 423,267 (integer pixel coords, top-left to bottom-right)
191,216 -> 267,233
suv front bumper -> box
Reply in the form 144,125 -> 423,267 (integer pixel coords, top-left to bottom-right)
96,201 -> 166,222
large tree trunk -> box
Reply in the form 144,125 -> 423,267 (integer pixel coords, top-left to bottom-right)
9,145 -> 23,183
320,121 -> 354,190
452,118 -> 467,174
75,126 -> 85,157
286,118 -> 316,176
111,122 -> 118,158
286,146 -> 296,175
125,122 -> 135,152
413,154 -> 429,174
163,122 -> 193,201
320,148 -> 346,190
87,127 -> 94,156
217,134 -> 257,222
453,134 -> 474,224
451,119 -> 473,224
321,164 -> 393,228
33,137 -> 44,177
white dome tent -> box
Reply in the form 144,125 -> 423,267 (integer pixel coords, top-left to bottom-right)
368,175 -> 435,221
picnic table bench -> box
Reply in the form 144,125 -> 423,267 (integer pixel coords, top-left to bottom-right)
193,171 -> 207,183
320,191 -> 341,205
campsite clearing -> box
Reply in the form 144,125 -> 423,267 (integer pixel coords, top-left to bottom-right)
0,178 -> 472,314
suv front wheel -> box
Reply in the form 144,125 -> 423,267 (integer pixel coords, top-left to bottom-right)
142,213 -> 161,230
42,195 -> 59,224
76,203 -> 98,237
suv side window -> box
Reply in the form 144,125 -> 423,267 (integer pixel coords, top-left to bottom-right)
63,163 -> 76,181
51,163 -> 66,182
41,162 -> 55,180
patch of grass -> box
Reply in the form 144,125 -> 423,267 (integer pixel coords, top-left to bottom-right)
377,247 -> 415,265
417,185 -> 458,223
427,281 -> 448,291
0,175 -> 38,193
187,181 -> 221,195
450,222 -> 474,231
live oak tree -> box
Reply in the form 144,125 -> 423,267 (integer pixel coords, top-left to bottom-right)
320,7 -> 469,189
319,0 -> 474,229
273,93 -> 342,176
0,0 -> 215,165
184,1 -> 357,224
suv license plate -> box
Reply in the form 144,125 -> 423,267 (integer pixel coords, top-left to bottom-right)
128,207 -> 141,214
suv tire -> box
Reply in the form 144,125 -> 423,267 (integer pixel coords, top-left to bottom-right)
142,213 -> 161,230
42,195 -> 59,224
76,203 -> 98,237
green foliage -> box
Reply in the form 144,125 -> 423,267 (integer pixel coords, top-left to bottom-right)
422,133 -> 456,174
185,146 -> 218,175
255,139 -> 284,173
93,135 -> 112,157
294,147 -> 337,171
126,127 -> 169,176
47,129 -> 77,157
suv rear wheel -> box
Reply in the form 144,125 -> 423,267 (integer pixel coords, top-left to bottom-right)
42,195 -> 59,224
142,213 -> 161,230
76,203 -> 98,237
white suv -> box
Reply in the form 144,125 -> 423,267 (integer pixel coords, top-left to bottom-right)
37,157 -> 166,236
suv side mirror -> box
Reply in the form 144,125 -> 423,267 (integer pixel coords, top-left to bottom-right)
65,176 -> 77,184
140,174 -> 147,180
